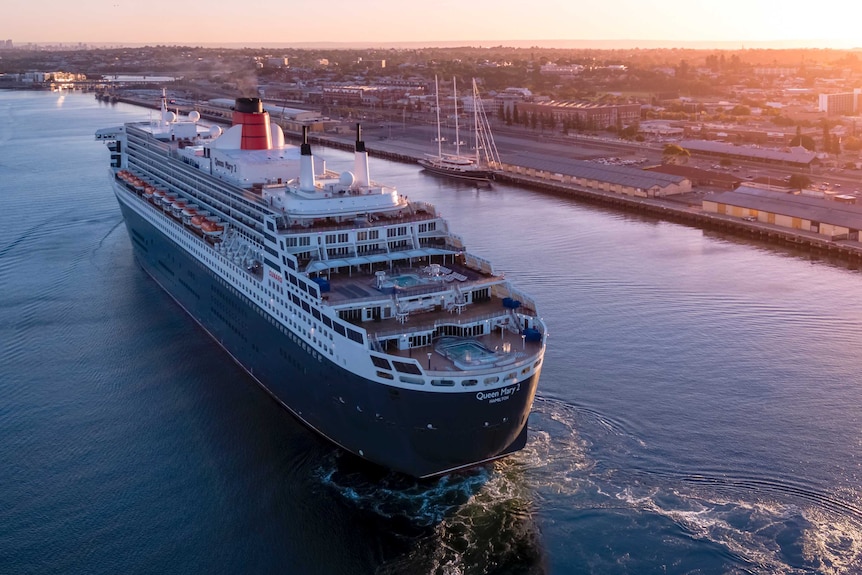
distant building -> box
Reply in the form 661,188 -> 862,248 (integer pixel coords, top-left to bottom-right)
703,185 -> 862,241
497,155 -> 691,197
539,63 -> 584,75
266,57 -> 289,68
517,100 -> 641,130
818,90 -> 862,116
678,140 -> 816,168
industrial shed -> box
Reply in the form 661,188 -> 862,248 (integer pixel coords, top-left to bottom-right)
678,140 -> 816,168
703,185 -> 862,241
498,154 -> 691,197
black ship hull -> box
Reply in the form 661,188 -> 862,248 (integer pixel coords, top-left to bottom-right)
117,197 -> 539,478
418,159 -> 494,183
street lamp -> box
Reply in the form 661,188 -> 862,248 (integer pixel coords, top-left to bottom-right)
427,352 -> 432,370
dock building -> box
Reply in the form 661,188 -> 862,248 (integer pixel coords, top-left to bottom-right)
703,186 -> 862,241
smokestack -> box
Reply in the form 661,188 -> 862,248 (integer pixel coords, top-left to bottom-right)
232,97 -> 272,150
353,123 -> 370,187
299,126 -> 316,192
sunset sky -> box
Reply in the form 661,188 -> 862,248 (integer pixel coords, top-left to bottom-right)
8,0 -> 862,48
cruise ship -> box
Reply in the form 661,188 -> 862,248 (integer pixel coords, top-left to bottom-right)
96,94 -> 547,478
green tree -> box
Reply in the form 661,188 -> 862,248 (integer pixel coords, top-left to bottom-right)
843,135 -> 862,151
789,134 -> 816,151
788,174 -> 812,190
662,143 -> 690,165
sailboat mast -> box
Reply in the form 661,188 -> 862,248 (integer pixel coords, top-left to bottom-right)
453,76 -> 461,157
434,75 -> 442,159
473,80 -> 480,165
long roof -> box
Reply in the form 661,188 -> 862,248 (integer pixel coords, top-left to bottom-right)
508,152 -> 689,190
679,140 -> 816,165
710,186 -> 862,229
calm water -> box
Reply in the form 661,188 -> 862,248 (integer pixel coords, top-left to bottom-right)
2,91 -> 862,574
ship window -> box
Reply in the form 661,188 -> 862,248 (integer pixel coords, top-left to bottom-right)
533,359 -> 542,368
391,360 -> 422,375
347,329 -> 363,344
312,308 -> 321,320
322,316 -> 332,328
431,379 -> 455,387
266,221 -> 274,231
398,376 -> 424,385
376,371 -> 394,380
371,356 -> 392,370
484,376 -> 499,385
301,301 -> 310,312
333,323 -> 346,336
461,379 -> 479,387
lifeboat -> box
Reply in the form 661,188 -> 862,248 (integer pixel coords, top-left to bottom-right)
152,189 -> 166,204
162,194 -> 177,209
170,199 -> 187,216
190,214 -> 205,229
143,185 -> 155,199
201,219 -> 225,237
181,205 -> 198,225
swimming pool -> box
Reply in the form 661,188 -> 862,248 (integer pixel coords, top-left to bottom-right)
436,338 -> 500,369
377,273 -> 426,292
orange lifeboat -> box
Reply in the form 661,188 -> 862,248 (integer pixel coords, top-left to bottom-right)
182,205 -> 198,218
152,189 -> 166,204
201,219 -> 225,237
190,214 -> 205,229
143,185 -> 155,198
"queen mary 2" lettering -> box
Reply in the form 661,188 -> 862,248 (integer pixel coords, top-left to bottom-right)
475,383 -> 520,404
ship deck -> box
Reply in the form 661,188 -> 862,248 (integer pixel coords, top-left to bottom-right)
320,264 -> 543,374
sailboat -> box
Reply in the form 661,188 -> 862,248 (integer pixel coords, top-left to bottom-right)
418,77 -> 501,183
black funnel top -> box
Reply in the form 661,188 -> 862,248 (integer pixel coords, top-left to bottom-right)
301,125 -> 311,156
355,123 -> 366,153
234,97 -> 263,114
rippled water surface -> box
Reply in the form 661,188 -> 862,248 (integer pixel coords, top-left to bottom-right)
2,91 -> 861,574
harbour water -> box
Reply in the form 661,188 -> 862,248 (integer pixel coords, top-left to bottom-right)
2,90 -> 861,574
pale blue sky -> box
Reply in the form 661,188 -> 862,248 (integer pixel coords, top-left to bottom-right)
7,0 -> 861,48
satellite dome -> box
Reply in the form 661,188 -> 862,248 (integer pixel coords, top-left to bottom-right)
208,125 -> 222,138
166,111 -> 177,122
188,110 -> 201,122
339,171 -> 355,187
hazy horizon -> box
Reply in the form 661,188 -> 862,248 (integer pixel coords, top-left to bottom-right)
13,39 -> 862,52
7,0 -> 861,50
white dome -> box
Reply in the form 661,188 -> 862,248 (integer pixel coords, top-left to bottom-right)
188,110 -> 201,122
208,125 -> 223,138
339,171 -> 355,187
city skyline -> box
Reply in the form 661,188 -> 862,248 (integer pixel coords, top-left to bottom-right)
5,0 -> 861,49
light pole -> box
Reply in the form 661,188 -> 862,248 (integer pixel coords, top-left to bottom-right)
427,352 -> 432,370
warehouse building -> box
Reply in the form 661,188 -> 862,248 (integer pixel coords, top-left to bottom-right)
703,186 -> 862,241
499,154 -> 691,197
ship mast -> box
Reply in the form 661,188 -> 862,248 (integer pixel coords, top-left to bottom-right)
434,75 -> 442,159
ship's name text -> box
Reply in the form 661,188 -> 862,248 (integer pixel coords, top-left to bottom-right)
476,383 -> 520,403
214,158 -> 237,173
